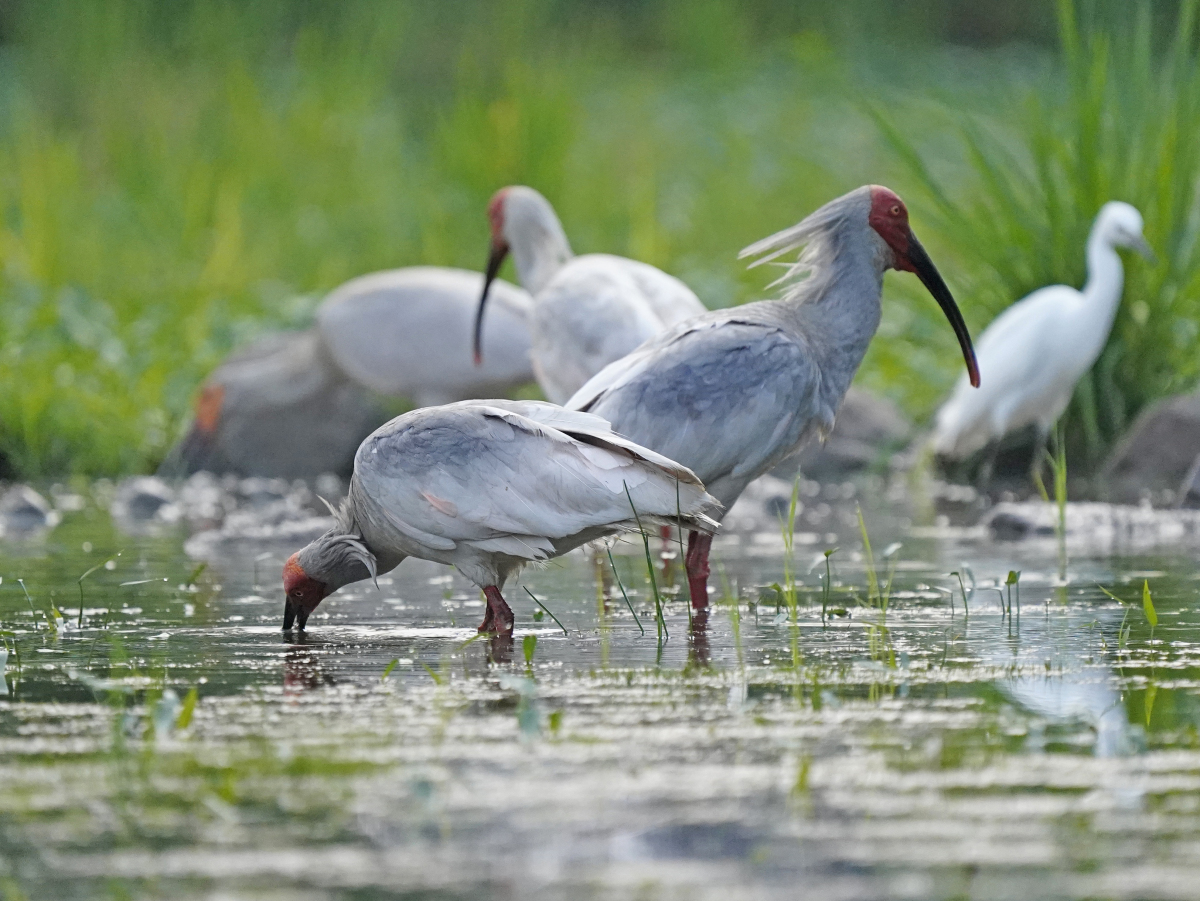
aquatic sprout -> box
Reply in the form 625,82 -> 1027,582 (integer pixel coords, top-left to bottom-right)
950,571 -> 969,616
605,547 -> 644,635
718,566 -> 743,670
381,658 -> 401,681
523,634 -> 538,669
177,687 -> 198,729
821,549 -> 838,624
623,483 -> 666,642
856,506 -> 897,615
1005,570 -> 1021,619
1033,424 -> 1069,580
778,478 -> 802,668
0,631 -> 21,676
76,551 -> 122,628
1142,580 -> 1158,634
523,587 -> 568,636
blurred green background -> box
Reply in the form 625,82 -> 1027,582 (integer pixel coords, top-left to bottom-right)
0,0 -> 1194,477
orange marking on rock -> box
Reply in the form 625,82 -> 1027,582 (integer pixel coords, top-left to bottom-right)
194,383 -> 225,435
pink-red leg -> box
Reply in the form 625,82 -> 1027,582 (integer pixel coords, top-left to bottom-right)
659,524 -> 677,582
478,585 -> 514,635
685,530 -> 713,610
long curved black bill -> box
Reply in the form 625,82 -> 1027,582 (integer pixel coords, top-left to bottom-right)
473,242 -> 509,366
906,231 -> 980,388
283,599 -> 295,631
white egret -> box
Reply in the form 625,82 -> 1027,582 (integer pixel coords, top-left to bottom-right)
933,202 -> 1153,471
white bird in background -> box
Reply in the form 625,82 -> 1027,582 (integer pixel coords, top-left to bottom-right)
281,400 -> 719,634
934,202 -> 1154,467
318,266 -> 534,407
473,185 -> 708,404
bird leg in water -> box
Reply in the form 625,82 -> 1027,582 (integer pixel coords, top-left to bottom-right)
684,530 -> 713,610
479,585 -> 514,634
659,525 -> 676,583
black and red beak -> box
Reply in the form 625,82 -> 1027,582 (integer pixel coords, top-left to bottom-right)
473,239 -> 509,366
282,598 -> 311,632
902,231 -> 980,388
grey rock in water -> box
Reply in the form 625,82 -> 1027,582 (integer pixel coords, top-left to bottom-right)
0,485 -> 60,533
1103,392 -> 1200,503
111,476 -> 180,527
985,500 -> 1200,551
161,330 -> 385,480
774,387 -> 911,481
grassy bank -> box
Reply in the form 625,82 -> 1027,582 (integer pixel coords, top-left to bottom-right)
0,0 -> 1193,477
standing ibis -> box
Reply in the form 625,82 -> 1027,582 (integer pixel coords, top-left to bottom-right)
282,400 -> 719,634
934,201 -> 1153,474
567,185 -> 979,609
167,267 -> 536,478
473,186 -> 707,403
318,266 -> 534,407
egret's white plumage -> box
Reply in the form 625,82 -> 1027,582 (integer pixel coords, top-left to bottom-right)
317,266 -> 534,406
934,202 -> 1153,459
475,186 -> 707,404
282,400 -> 719,633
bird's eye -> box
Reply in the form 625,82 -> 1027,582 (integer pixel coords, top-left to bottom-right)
890,205 -> 901,216
290,588 -> 303,599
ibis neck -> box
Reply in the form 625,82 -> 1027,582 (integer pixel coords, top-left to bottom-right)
1080,232 -> 1125,344
509,226 -> 574,296
779,239 -> 886,407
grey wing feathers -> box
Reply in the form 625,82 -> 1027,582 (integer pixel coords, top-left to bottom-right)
570,320 -> 823,493
353,402 -> 718,559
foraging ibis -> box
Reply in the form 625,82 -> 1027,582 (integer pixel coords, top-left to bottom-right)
167,267 -> 536,479
318,266 -> 534,406
166,330 -> 384,479
281,400 -> 719,634
474,186 -> 707,404
567,185 -> 979,609
933,201 -> 1152,470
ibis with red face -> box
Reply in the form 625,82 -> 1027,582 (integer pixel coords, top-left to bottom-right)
567,185 -> 980,611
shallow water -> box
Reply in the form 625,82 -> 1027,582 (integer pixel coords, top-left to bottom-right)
2,487 -> 1199,900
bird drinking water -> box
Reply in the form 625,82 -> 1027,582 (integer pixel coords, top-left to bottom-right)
281,400 -> 719,635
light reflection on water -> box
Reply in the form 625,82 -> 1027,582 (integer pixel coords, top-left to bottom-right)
0,493 -> 1198,900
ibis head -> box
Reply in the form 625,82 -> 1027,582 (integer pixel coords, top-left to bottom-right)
867,186 -> 980,388
474,186 -> 573,365
282,533 -> 377,630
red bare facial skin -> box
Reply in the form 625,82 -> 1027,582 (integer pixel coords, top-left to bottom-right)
282,552 -> 328,631
867,185 -> 913,268
486,187 -> 510,247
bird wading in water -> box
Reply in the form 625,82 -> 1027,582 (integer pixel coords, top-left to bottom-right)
281,400 -> 719,635
567,185 -> 980,612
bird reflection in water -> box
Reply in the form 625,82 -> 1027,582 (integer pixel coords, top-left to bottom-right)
282,631 -> 335,696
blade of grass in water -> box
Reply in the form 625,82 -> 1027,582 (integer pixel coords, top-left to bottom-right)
523,587 -> 568,637
607,547 -> 644,636
624,482 -> 666,642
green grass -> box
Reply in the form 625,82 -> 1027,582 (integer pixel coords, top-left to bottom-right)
879,0 -> 1200,470
0,0 -> 1193,476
